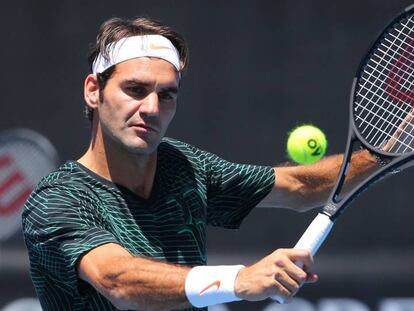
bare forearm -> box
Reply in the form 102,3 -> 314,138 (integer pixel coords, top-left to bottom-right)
81,254 -> 191,310
292,149 -> 377,198
115,257 -> 190,310
79,244 -> 318,309
261,150 -> 377,211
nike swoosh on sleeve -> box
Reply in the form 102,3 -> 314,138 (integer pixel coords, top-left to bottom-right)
199,280 -> 221,296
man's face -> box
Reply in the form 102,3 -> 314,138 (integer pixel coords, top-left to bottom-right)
97,57 -> 179,155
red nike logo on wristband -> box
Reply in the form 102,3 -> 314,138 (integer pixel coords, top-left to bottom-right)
199,280 -> 221,295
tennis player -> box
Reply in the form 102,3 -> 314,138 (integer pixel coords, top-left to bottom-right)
22,17 -> 379,311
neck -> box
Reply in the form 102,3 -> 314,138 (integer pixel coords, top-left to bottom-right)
78,125 -> 157,199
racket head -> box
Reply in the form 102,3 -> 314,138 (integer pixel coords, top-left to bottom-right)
323,6 -> 414,219
351,5 -> 414,158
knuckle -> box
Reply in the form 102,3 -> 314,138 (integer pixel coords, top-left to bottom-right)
299,249 -> 311,258
305,250 -> 313,260
275,259 -> 285,267
273,255 -> 288,267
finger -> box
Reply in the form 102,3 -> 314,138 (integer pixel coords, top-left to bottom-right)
273,256 -> 307,288
305,271 -> 318,283
384,108 -> 414,151
273,269 -> 301,295
284,249 -> 314,270
279,259 -> 308,285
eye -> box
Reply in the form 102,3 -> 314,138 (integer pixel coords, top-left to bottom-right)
158,91 -> 176,102
125,86 -> 147,99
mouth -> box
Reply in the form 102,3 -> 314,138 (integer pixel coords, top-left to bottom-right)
129,123 -> 158,134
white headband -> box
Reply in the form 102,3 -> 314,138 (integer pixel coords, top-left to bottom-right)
92,34 -> 181,74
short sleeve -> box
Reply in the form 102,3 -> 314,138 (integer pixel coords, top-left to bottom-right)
22,184 -> 119,294
205,153 -> 275,229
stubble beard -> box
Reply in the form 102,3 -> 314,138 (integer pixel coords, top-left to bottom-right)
102,123 -> 162,157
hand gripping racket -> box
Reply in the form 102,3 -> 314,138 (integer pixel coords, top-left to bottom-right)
274,4 -> 414,303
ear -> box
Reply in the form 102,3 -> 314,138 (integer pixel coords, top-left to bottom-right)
84,74 -> 101,109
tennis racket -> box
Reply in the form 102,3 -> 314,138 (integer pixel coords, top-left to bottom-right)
274,4 -> 414,303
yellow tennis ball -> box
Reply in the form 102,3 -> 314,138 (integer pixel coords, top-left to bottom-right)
287,125 -> 327,164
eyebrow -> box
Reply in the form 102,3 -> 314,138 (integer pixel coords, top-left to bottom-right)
121,79 -> 179,94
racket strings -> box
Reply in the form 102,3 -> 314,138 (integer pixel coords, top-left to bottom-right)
367,22 -> 414,113
383,25 -> 414,101
356,20 -> 413,144
365,56 -> 414,109
356,74 -> 414,150
355,84 -> 414,144
356,80 -> 411,125
354,14 -> 414,154
380,20 -> 414,153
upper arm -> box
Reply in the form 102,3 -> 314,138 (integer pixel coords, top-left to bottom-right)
206,159 -> 275,227
23,184 -> 120,297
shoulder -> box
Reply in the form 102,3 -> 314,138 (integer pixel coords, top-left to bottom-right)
159,137 -> 198,154
159,137 -> 221,163
34,161 -> 90,193
24,161 -> 100,212
159,137 -> 205,161
158,138 -> 222,178
22,161 -> 105,230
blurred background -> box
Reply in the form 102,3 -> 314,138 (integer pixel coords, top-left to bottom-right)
1,0 -> 414,310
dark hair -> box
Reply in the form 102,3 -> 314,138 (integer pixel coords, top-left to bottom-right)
85,17 -> 189,121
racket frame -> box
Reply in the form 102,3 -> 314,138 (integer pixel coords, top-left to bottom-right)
323,76 -> 414,221
274,4 -> 414,304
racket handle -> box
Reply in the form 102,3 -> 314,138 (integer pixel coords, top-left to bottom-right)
272,213 -> 334,304
293,213 -> 334,255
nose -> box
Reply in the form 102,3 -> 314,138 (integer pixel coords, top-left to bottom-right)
140,92 -> 159,116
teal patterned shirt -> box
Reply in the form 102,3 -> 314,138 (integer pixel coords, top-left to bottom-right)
22,138 -> 275,311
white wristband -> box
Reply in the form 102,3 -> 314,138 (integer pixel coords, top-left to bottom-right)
185,265 -> 244,308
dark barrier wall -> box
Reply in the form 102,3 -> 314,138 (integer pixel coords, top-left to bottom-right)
1,1 -> 414,310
